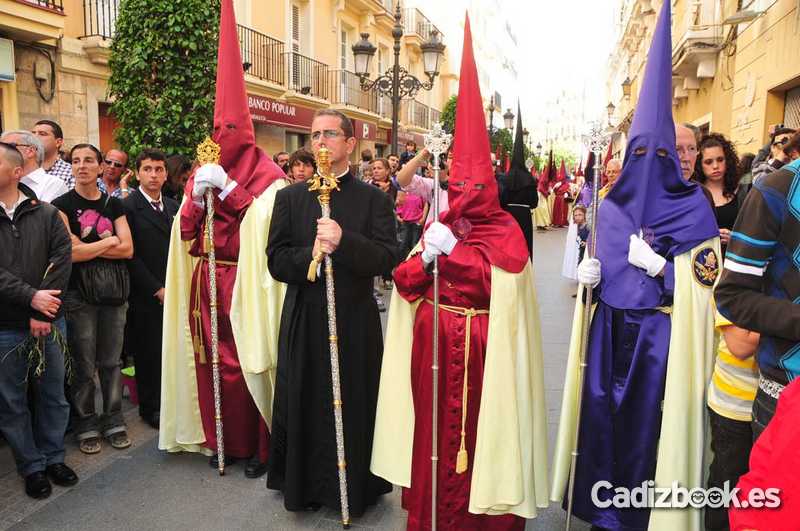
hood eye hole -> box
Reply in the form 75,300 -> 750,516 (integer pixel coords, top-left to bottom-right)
474,184 -> 486,190
634,147 -> 647,156
656,148 -> 668,157
226,123 -> 236,129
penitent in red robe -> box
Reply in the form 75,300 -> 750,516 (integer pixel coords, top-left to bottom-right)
551,181 -> 571,227
180,181 -> 269,461
394,244 -> 525,531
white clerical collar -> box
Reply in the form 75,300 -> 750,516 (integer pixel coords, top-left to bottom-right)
22,167 -> 47,185
336,168 -> 350,179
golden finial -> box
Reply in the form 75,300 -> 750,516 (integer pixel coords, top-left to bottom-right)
196,136 -> 221,165
308,147 -> 341,202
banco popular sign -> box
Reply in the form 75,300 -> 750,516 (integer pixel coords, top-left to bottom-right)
248,94 -> 315,130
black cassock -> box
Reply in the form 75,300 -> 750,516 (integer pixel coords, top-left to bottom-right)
266,171 -> 399,516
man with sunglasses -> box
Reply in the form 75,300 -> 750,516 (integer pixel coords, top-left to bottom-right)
751,126 -> 795,185
266,108 -> 399,516
99,149 -> 132,199
0,131 -> 68,203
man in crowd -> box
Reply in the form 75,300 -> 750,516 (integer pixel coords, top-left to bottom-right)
273,151 -> 290,174
99,149 -> 132,199
287,149 -> 316,183
715,142 -> 800,440
0,141 -> 77,499
32,120 -> 73,189
387,153 -> 400,177
397,147 -> 451,226
598,158 -> 621,200
123,149 -> 178,429
751,125 -> 795,184
0,131 -> 67,203
552,3 -> 720,529
359,148 -> 373,181
676,124 -> 700,181
266,108 -> 398,516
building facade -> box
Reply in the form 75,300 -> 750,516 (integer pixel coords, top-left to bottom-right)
607,0 -> 800,158
0,0 -> 455,161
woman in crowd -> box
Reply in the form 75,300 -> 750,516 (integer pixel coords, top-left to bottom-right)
164,154 -> 192,203
52,144 -> 134,455
693,133 -> 741,253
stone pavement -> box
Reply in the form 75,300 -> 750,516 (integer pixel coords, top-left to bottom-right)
1,228 -> 591,531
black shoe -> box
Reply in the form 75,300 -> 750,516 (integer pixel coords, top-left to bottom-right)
142,412 -> 160,430
244,456 -> 268,478
24,471 -> 52,499
45,463 -> 78,487
209,454 -> 238,469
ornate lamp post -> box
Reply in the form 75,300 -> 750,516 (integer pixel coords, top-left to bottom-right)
486,94 -> 497,137
503,108 -> 515,130
352,3 -> 446,155
606,102 -> 616,128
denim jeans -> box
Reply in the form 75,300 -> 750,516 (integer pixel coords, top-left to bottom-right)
0,318 -> 70,476
397,221 -> 422,259
751,386 -> 778,442
64,290 -> 127,440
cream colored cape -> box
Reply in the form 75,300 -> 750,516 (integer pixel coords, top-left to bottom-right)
550,237 -> 720,530
159,179 -> 287,454
371,261 -> 550,518
533,193 -> 551,227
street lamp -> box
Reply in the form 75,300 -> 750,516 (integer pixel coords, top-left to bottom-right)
535,142 -> 543,158
606,102 -> 616,127
503,108 -> 515,130
523,128 -> 530,145
486,95 -> 497,137
352,3 -> 446,155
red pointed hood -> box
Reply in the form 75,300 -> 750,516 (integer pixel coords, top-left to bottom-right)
210,0 -> 283,193
558,160 -> 567,181
438,13 -> 528,272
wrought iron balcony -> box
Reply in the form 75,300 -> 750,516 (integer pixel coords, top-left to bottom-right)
18,0 -> 64,11
239,25 -> 285,85
329,69 -> 379,114
284,51 -> 329,100
81,0 -> 119,39
402,8 -> 442,41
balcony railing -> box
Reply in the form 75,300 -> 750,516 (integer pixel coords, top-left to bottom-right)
430,108 -> 441,125
329,70 -> 379,114
284,52 -> 329,100
81,0 -> 119,39
402,99 -> 431,129
403,8 -> 442,41
239,25 -> 285,85
378,0 -> 393,12
19,0 -> 64,11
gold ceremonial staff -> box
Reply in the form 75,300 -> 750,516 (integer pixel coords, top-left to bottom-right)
196,137 -> 226,476
306,147 -> 351,529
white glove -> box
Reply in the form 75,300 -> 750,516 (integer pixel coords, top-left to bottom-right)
577,258 -> 602,287
627,234 -> 666,277
420,244 -> 441,265
192,164 -> 228,200
423,222 -> 458,255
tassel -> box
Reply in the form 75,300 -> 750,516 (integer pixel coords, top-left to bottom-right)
307,258 -> 319,282
193,335 -> 206,364
455,432 -> 468,474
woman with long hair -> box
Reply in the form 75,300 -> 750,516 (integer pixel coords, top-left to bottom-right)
693,133 -> 741,252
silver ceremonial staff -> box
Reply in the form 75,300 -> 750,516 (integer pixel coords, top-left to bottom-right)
306,147 -> 350,529
197,137 -> 226,476
565,122 -> 611,531
423,122 -> 452,531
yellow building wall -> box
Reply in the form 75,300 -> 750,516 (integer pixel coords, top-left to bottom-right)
673,74 -> 734,135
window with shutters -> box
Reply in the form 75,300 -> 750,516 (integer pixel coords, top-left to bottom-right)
291,3 -> 301,87
784,86 -> 800,130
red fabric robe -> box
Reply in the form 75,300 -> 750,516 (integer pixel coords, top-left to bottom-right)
394,244 -> 525,531
551,180 -> 571,227
180,181 -> 269,461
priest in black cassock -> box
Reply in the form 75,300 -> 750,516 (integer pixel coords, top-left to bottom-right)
266,108 -> 398,517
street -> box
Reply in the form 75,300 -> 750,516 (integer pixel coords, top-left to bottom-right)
0,227 -> 589,531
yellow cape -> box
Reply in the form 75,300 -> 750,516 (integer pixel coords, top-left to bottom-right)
533,192 -> 551,227
371,261 -> 550,518
158,179 -> 287,454
550,237 -> 720,530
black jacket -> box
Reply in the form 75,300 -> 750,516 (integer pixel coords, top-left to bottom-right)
0,183 -> 72,329
123,189 -> 178,305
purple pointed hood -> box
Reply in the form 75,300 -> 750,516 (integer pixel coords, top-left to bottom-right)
596,0 -> 718,310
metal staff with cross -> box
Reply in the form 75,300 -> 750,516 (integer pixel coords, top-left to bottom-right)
565,122 -> 611,531
423,121 -> 452,531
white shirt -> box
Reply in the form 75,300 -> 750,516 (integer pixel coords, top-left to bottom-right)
0,191 -> 28,219
21,167 -> 69,203
139,187 -> 164,211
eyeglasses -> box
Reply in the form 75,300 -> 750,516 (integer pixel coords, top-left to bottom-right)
5,142 -> 31,149
310,129 -> 344,142
104,159 -> 126,168
773,137 -> 790,147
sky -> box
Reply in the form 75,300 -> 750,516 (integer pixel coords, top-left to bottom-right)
412,0 -> 620,139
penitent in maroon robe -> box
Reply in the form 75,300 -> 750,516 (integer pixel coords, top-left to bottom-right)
551,180 -> 571,227
394,244 -> 525,531
180,181 -> 269,461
